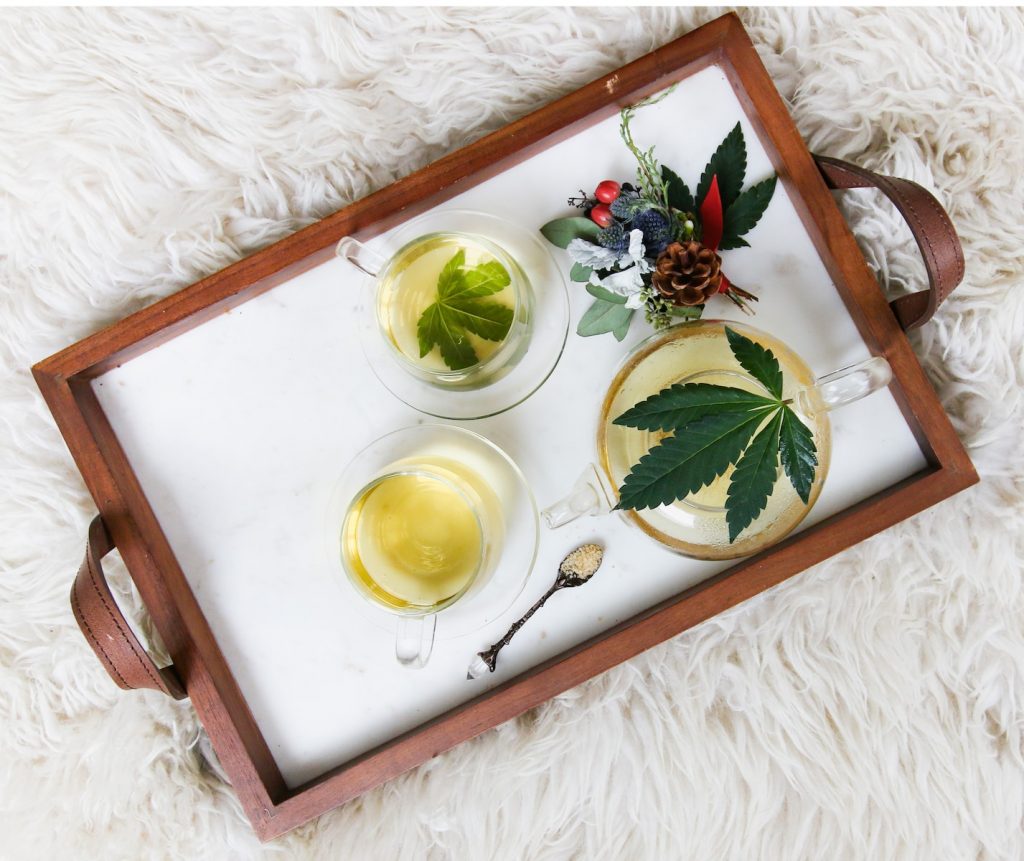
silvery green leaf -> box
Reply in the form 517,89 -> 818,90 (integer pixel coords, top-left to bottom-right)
625,291 -> 647,309
616,229 -> 650,271
585,283 -> 627,304
577,297 -> 634,341
569,262 -> 592,282
567,238 -> 620,270
593,264 -> 646,300
541,217 -> 602,248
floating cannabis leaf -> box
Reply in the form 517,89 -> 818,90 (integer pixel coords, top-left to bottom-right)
613,326 -> 818,542
416,249 -> 513,371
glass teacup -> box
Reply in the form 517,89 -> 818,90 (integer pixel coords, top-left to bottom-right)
330,424 -> 538,667
543,320 -> 892,560
336,210 -> 569,420
338,230 -> 532,390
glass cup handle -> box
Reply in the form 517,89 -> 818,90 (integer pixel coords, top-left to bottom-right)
336,237 -> 386,277
541,463 -> 614,529
395,614 -> 436,668
796,356 -> 893,416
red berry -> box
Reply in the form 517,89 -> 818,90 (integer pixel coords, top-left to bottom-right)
589,203 -> 613,228
594,180 -> 621,204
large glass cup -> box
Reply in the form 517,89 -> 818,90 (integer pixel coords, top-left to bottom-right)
328,424 -> 538,667
543,320 -> 892,560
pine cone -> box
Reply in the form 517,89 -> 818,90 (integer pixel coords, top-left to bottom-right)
652,241 -> 723,306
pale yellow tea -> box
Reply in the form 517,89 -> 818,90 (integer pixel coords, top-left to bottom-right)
598,322 -> 830,558
342,467 -> 484,611
376,234 -> 520,375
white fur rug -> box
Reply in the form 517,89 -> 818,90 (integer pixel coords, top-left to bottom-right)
2,7 -> 1023,859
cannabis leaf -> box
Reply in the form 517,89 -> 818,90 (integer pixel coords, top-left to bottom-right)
726,409 -> 782,541
696,122 -> 747,210
719,175 -> 777,251
779,407 -> 817,504
615,407 -> 774,511
416,249 -> 513,371
726,325 -> 783,398
662,165 -> 695,214
614,326 -> 819,544
614,383 -> 777,433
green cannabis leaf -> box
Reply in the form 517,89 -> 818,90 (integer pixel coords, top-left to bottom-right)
614,383 -> 777,433
616,407 -> 775,512
725,409 -> 783,541
662,165 -> 695,215
725,325 -> 783,398
696,122 -> 747,210
614,326 -> 819,543
719,175 -> 777,251
779,407 -> 817,504
416,249 -> 513,371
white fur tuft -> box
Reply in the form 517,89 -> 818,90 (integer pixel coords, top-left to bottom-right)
1,8 -> 1022,858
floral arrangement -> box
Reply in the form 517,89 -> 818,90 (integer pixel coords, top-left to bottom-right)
540,88 -> 779,340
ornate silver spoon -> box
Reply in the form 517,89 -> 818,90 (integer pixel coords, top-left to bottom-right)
466,543 -> 604,679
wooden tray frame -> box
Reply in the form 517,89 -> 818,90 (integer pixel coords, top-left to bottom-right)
33,14 -> 977,841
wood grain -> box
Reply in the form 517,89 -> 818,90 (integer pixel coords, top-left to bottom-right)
32,12 -> 977,842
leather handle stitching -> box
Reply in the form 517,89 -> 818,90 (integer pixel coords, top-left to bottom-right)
71,576 -> 131,690
84,528 -> 165,692
876,175 -> 944,305
815,155 -> 962,329
913,183 -> 965,289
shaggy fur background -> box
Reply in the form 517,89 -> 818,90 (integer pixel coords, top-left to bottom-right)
2,7 -> 1022,859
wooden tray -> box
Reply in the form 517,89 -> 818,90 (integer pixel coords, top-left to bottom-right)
33,14 -> 976,841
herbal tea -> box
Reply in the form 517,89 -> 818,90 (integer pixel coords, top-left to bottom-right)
598,322 -> 830,558
376,233 -> 521,375
342,458 -> 491,612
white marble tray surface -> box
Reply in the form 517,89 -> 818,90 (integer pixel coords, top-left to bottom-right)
92,66 -> 927,788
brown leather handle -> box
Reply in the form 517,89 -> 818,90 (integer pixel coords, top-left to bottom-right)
813,154 -> 965,331
71,516 -> 186,699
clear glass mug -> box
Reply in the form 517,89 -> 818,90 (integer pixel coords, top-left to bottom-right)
542,320 -> 892,560
330,424 -> 538,667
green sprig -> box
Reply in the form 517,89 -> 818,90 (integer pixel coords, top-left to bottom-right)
618,85 -> 678,217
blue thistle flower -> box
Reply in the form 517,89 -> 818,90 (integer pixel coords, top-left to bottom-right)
609,190 -> 643,219
597,221 -> 629,256
630,210 -> 671,255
